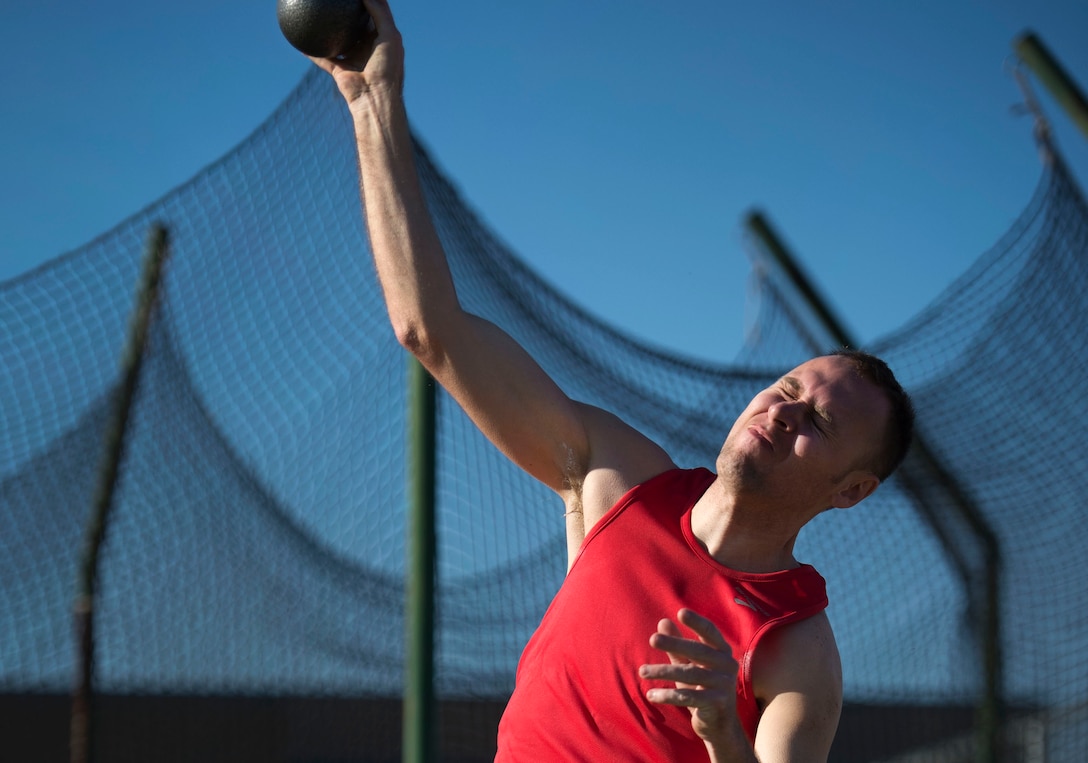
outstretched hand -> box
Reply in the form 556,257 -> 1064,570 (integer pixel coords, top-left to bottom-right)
640,608 -> 750,755
307,0 -> 404,107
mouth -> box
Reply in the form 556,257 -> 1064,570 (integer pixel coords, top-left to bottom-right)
747,426 -> 773,450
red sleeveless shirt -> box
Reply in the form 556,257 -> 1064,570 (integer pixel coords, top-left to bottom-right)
495,468 -> 828,761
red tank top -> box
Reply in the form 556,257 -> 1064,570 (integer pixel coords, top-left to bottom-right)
495,468 -> 828,761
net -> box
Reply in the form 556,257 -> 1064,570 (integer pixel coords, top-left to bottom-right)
2,67 -> 1086,761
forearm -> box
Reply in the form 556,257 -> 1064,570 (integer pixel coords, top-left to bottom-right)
350,87 -> 460,356
308,1 -> 592,498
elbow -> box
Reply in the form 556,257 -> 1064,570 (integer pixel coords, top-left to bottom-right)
392,316 -> 445,367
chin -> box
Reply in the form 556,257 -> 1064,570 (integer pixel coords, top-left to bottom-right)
717,451 -> 765,491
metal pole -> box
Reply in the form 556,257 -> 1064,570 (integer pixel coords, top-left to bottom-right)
1015,31 -> 1088,143
71,223 -> 171,763
744,212 -> 853,349
403,357 -> 437,763
744,210 -> 1004,763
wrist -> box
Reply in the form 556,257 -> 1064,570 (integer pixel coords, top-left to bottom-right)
349,80 -> 402,120
350,85 -> 410,158
703,720 -> 756,763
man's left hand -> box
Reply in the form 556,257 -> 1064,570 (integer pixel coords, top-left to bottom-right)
640,608 -> 754,760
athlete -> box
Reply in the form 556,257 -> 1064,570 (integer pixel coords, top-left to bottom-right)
307,2 -> 914,760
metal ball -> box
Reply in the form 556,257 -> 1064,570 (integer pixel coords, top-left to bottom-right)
277,0 -> 370,59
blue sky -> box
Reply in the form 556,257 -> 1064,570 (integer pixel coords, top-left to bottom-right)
2,0 -> 1086,362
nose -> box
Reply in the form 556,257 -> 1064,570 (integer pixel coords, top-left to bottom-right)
768,400 -> 802,431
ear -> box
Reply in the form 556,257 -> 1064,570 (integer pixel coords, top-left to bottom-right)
829,471 -> 880,510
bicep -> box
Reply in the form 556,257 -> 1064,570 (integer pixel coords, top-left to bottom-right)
423,311 -> 590,495
422,311 -> 672,538
751,616 -> 843,762
752,688 -> 840,762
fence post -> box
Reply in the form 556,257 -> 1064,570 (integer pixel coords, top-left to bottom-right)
72,224 -> 171,763
403,357 -> 437,763
1015,31 -> 1088,143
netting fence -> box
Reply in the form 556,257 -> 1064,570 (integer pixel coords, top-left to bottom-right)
2,67 -> 1086,761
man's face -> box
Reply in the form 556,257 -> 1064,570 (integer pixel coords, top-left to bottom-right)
719,355 -> 890,511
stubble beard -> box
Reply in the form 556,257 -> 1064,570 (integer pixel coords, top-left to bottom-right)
718,442 -> 768,495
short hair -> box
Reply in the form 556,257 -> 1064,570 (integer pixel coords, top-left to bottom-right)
828,348 -> 914,481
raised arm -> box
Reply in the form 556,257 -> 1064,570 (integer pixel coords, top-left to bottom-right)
308,1 -> 671,549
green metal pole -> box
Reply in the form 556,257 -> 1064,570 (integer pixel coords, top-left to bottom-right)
1015,31 -> 1088,143
403,357 -> 436,763
72,223 -> 171,763
744,212 -> 853,349
744,211 -> 1004,763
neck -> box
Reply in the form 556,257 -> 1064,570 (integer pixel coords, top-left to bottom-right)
690,478 -> 803,573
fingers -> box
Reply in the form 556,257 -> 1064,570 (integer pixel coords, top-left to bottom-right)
306,54 -> 339,74
645,683 -> 733,709
677,608 -> 730,650
656,618 -> 684,665
359,0 -> 396,50
649,609 -> 733,665
641,653 -> 734,712
304,0 -> 405,104
362,0 -> 394,31
305,0 -> 395,67
639,661 -> 730,690
642,638 -> 736,680
641,609 -> 738,701
641,612 -> 743,743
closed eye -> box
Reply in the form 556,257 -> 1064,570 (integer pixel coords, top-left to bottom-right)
778,377 -> 802,400
777,376 -> 835,436
812,405 -> 835,436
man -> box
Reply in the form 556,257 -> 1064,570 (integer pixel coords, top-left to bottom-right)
308,2 -> 914,760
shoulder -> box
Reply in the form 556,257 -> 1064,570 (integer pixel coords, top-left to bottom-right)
750,612 -> 842,761
754,611 -> 841,692
574,402 -> 675,521
559,403 -> 673,567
